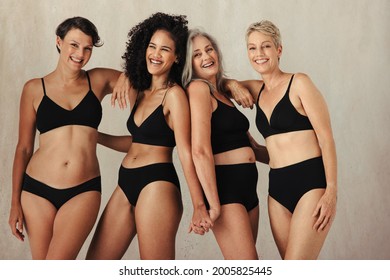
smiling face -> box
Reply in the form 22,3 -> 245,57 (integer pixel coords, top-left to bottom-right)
145,29 -> 177,77
191,35 -> 219,82
247,31 -> 282,75
57,28 -> 93,70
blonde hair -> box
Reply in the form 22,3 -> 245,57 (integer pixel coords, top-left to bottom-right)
246,20 -> 282,48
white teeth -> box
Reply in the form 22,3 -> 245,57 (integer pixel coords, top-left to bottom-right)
151,59 -> 162,64
255,59 -> 268,64
71,56 -> 82,63
202,62 -> 214,68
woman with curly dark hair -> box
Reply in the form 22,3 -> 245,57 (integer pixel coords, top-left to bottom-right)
86,13 -> 216,260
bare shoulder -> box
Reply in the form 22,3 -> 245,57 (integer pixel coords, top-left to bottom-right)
187,80 -> 210,93
22,78 -> 43,99
292,72 -> 322,101
87,67 -> 120,77
164,84 -> 187,103
293,72 -> 315,87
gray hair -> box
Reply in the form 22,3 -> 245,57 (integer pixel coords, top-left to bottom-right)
182,28 -> 226,92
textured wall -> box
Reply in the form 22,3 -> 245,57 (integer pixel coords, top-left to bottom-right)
1,0 -> 389,260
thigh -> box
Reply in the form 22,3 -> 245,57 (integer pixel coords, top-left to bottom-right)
86,186 -> 137,260
212,204 -> 258,260
268,195 -> 292,259
135,181 -> 182,260
285,189 -> 330,260
45,191 -> 101,259
21,191 -> 57,259
248,205 -> 259,243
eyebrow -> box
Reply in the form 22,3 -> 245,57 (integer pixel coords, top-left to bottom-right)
69,40 -> 93,48
193,44 -> 212,52
149,42 -> 172,50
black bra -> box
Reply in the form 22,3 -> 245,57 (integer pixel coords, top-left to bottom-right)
126,89 -> 175,147
255,74 -> 313,139
36,71 -> 102,134
211,95 -> 251,154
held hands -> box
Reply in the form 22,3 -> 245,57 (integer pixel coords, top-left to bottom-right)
111,73 -> 130,110
188,204 -> 220,235
8,204 -> 25,242
312,187 -> 337,232
226,80 -> 254,109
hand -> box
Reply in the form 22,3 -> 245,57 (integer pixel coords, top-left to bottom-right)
9,203 -> 25,241
226,80 -> 254,109
188,204 -> 213,235
111,73 -> 130,110
312,188 -> 337,232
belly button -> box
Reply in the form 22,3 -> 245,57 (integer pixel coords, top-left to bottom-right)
64,161 -> 69,166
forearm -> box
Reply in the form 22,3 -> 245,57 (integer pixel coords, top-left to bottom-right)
253,144 -> 269,164
320,138 -> 337,192
177,148 -> 207,208
11,147 -> 33,205
192,149 -> 220,209
98,132 -> 132,153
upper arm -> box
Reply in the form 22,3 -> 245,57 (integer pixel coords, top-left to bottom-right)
17,80 -> 38,151
88,68 -> 122,98
186,81 -> 213,150
165,86 -> 191,149
295,73 -> 334,142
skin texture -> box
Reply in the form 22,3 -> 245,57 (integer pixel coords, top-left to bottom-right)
240,28 -> 337,259
86,27 -> 211,260
9,25 -> 124,259
186,34 -> 262,259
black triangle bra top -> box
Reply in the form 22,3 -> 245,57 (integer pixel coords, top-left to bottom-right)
255,74 -> 313,139
36,71 -> 102,134
126,88 -> 176,147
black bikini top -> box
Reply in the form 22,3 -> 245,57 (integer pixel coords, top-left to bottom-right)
36,71 -> 102,134
255,74 -> 313,139
211,95 -> 251,154
126,89 -> 175,147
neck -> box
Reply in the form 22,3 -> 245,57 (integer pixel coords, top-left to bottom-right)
150,74 -> 170,91
55,64 -> 84,84
261,69 -> 285,90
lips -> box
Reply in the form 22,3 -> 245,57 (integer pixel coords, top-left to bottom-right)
150,58 -> 162,65
202,61 -> 214,68
70,56 -> 83,63
255,58 -> 268,64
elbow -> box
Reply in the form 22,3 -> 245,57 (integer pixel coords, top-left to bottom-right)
15,143 -> 33,159
192,145 -> 213,164
317,134 -> 336,151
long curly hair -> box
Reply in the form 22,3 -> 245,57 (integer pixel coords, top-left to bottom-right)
122,12 -> 188,91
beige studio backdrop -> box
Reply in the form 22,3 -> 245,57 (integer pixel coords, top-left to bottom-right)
0,0 -> 389,260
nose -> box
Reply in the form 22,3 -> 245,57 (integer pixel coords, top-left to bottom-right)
152,47 -> 162,58
202,51 -> 211,61
256,47 -> 264,56
75,48 -> 85,58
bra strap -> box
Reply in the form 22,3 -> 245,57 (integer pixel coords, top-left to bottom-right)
161,87 -> 171,105
85,71 -> 92,90
257,83 -> 265,103
286,74 -> 295,93
41,78 -> 47,96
